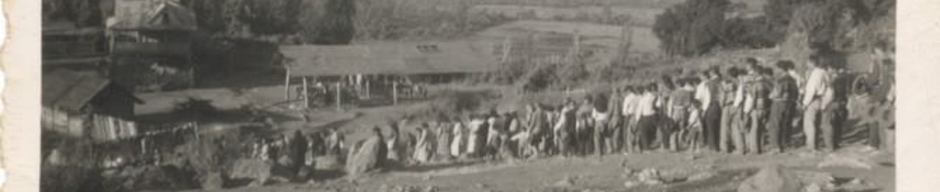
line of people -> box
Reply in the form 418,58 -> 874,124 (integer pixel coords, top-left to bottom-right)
369,55 -> 895,165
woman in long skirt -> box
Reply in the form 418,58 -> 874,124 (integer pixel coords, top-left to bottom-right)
450,121 -> 465,157
412,125 -> 433,163
436,119 -> 452,159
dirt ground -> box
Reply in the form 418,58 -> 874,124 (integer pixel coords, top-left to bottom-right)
180,147 -> 893,192
132,81 -> 893,192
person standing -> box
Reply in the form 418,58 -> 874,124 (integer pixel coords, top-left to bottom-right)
656,76 -> 675,151
695,69 -> 734,151
592,94 -> 611,157
687,100 -> 705,152
621,86 -> 640,153
386,122 -> 403,162
466,114 -> 486,157
716,68 -> 739,153
848,82 -> 878,149
412,124 -> 433,163
450,119 -> 465,158
326,127 -> 344,156
697,69 -> 723,151
766,60 -> 799,153
486,111 -> 503,159
555,100 -> 577,157
802,55 -> 830,152
880,85 -> 895,152
502,112 -> 521,159
741,60 -> 771,154
635,83 -> 660,151
669,78 -> 694,151
526,104 -> 547,158
435,117 -> 453,159
731,65 -> 750,154
820,66 -> 849,152
608,88 -> 625,153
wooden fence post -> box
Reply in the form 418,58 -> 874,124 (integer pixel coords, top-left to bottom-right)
336,82 -> 342,111
392,80 -> 399,105
303,77 -> 309,109
284,68 -> 291,101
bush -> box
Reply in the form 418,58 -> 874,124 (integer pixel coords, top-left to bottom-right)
421,89 -> 500,119
652,0 -> 731,56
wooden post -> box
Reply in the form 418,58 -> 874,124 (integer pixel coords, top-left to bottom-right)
192,122 -> 200,141
284,68 -> 291,100
336,82 -> 342,111
303,77 -> 309,109
365,77 -> 371,99
392,79 -> 399,105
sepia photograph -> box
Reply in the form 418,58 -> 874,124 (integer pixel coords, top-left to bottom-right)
37,0 -> 897,191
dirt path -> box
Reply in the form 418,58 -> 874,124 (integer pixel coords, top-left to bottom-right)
184,147 -> 893,192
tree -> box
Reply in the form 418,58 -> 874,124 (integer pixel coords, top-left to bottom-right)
42,0 -> 103,27
717,16 -> 778,49
652,0 -> 732,56
309,0 -> 357,44
240,0 -> 303,35
763,0 -> 824,42
190,0 -> 230,34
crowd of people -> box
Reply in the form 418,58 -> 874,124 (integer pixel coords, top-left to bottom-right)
364,55 -> 896,166
245,54 -> 896,174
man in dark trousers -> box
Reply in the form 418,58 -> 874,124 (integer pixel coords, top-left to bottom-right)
767,60 -> 799,153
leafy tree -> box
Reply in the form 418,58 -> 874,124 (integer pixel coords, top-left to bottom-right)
240,0 -> 303,35
309,0 -> 357,44
762,0 -> 824,42
189,0 -> 230,34
652,0 -> 732,56
718,16 -> 778,49
42,0 -> 103,27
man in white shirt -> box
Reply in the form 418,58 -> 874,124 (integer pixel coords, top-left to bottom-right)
801,55 -> 829,151
621,86 -> 639,153
696,69 -> 722,151
635,84 -> 659,151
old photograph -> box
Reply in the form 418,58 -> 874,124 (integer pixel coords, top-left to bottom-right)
39,0 -> 896,191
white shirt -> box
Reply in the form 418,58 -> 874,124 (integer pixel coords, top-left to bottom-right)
622,93 -> 638,116
694,80 -> 712,112
635,92 -> 658,120
592,108 -> 610,122
733,78 -> 746,109
802,67 -> 829,106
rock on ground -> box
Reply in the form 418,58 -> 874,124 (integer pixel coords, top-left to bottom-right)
230,159 -> 272,180
687,171 -> 717,181
637,168 -> 663,185
737,166 -> 802,192
201,172 -> 224,190
623,180 -> 641,188
817,154 -> 875,170
315,155 -> 344,170
553,176 -> 575,187
817,145 -> 880,169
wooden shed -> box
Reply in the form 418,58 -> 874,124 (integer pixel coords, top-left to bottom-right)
278,41 -> 500,107
42,70 -> 144,141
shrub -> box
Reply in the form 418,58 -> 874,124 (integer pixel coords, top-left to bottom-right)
652,0 -> 731,56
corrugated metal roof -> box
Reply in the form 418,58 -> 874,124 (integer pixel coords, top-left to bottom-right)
42,70 -> 113,112
109,0 -> 196,31
281,41 -> 500,76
